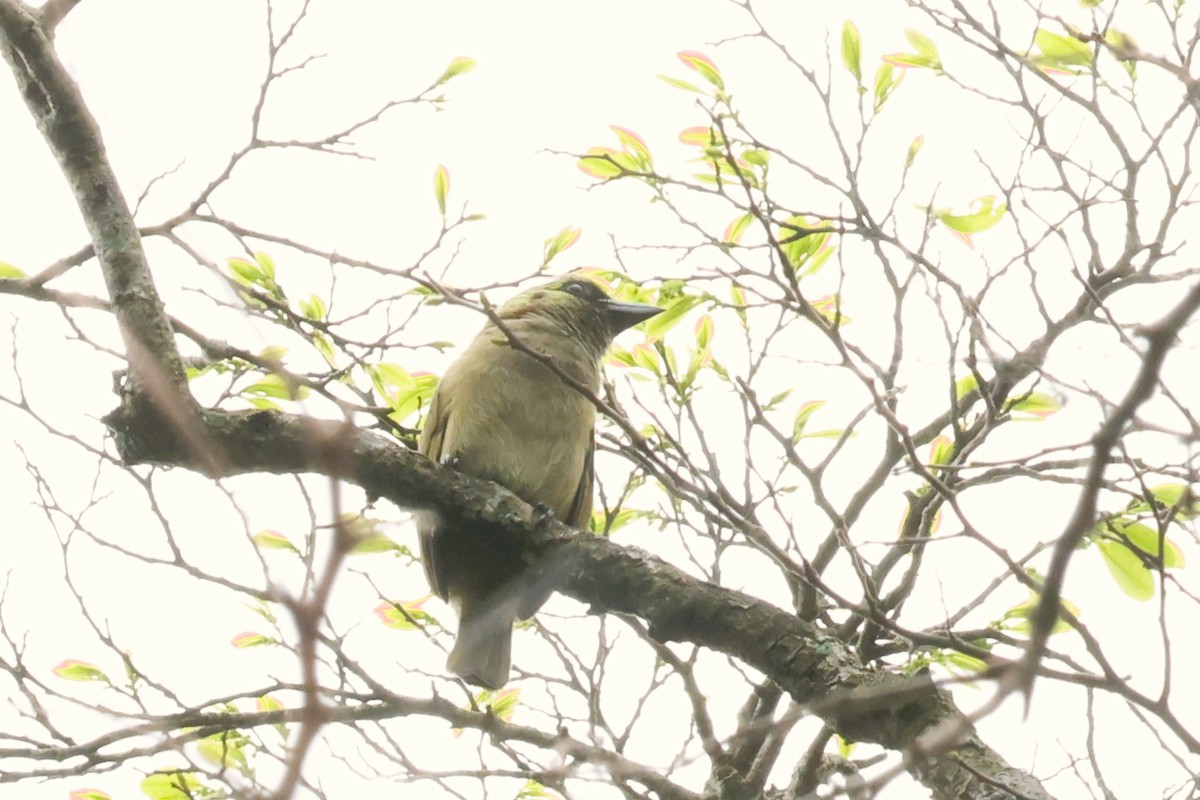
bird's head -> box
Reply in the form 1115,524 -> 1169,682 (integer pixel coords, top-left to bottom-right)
497,274 -> 662,357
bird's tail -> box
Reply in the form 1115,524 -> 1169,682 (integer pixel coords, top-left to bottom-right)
447,595 -> 515,691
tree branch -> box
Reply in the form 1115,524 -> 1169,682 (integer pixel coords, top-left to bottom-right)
102,403 -> 1051,799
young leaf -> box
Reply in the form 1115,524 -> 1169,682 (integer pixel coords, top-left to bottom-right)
1097,539 -> 1155,601
437,56 -> 477,84
578,147 -> 626,179
1005,390 -> 1061,418
955,374 -> 979,401
722,213 -> 755,244
928,434 -> 954,466
1032,29 -> 1093,74
140,772 -> 205,800
792,400 -> 825,443
658,74 -> 704,94
873,63 -> 903,110
231,632 -> 277,648
488,687 -> 521,721
298,294 -> 327,321
375,597 -> 433,630
543,226 -> 582,265
1114,521 -> 1184,568
252,530 -> 299,553
643,295 -> 700,340
905,134 -> 924,169
841,21 -> 862,83
0,260 -> 25,279
53,659 -> 107,682
433,164 -> 450,215
677,51 -> 724,89
884,29 -> 943,71
936,196 -> 1007,245
611,125 -> 653,170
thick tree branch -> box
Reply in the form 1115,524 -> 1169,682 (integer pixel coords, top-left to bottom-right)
102,403 -> 1051,800
0,0 -> 215,468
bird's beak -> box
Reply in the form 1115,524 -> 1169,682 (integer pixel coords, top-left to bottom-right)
602,299 -> 664,333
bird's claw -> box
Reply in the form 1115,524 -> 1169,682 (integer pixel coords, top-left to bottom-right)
533,502 -> 555,525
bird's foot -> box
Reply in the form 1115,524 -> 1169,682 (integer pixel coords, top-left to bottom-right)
532,502 -> 556,527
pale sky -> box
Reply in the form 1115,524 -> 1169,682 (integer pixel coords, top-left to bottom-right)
2,1 -> 1198,799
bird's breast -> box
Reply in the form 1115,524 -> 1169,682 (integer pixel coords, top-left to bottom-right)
439,339 -> 597,517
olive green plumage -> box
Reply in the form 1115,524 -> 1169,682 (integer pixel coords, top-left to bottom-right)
418,274 -> 661,689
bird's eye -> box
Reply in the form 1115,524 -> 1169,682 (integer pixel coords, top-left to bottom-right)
564,281 -> 590,298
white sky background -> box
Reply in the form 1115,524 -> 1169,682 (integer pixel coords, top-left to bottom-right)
2,0 -> 1200,798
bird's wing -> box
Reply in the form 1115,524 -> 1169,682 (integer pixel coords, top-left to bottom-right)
564,432 -> 595,530
418,386 -> 451,600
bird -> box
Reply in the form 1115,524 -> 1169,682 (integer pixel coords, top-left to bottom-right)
417,273 -> 662,689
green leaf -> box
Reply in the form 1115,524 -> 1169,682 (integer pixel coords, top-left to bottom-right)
944,651 -> 989,674
841,21 -> 862,82
518,779 -> 564,800
694,314 -> 714,349
298,294 -> 326,321
743,149 -> 770,167
928,435 -> 954,466
254,251 -> 276,279
873,63 -> 903,110
257,694 -> 288,737
1113,521 -> 1184,568
387,372 -> 439,422
351,533 -> 410,555
70,791 -> 112,800
198,731 -> 249,772
955,374 -> 979,401
791,400 -> 825,443
678,126 -> 723,147
1127,484 -> 1200,520
1005,390 -> 1061,418
241,373 -> 307,402
778,216 -> 835,275
543,226 -> 582,265
643,295 -> 700,340
228,257 -> 264,286
437,56 -> 477,84
53,660 -> 107,682
312,332 -> 336,366
578,146 -> 626,179
1032,29 -> 1093,73
936,196 -> 1007,243
836,734 -> 856,759
591,507 -> 653,535
231,632 -> 277,648
657,74 -> 705,94
883,30 -> 943,72
375,598 -> 433,630
1002,584 -> 1078,635
140,772 -> 205,800
730,284 -> 748,326
906,29 -> 940,64
630,343 -> 661,373
722,213 -> 755,244
1098,539 -> 1155,600
0,260 -> 25,279
811,294 -> 850,326
486,686 -> 520,721
433,164 -> 450,215
611,125 -> 653,170
677,50 -> 724,89
905,134 -> 924,169
252,530 -> 299,553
